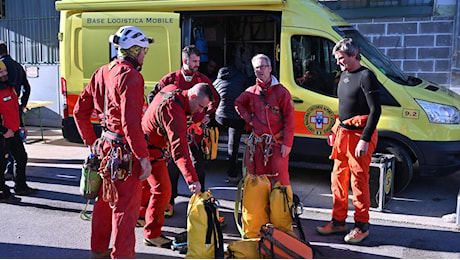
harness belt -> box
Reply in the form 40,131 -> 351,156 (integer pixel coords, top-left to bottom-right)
101,130 -> 127,146
339,123 -> 364,130
247,131 -> 283,166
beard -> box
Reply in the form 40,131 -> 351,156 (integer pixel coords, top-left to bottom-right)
0,75 -> 8,83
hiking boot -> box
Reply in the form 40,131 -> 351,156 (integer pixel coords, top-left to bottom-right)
164,204 -> 174,218
144,234 -> 173,248
90,249 -> 111,259
344,227 -> 369,244
0,193 -> 21,204
316,220 -> 347,235
14,186 -> 38,196
136,217 -> 146,227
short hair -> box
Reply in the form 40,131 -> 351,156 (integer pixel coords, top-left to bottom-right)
0,42 -> 8,56
333,38 -> 361,60
251,54 -> 271,67
182,45 -> 201,61
194,83 -> 214,102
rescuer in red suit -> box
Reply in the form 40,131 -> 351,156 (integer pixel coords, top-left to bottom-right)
141,82 -> 214,248
146,45 -> 219,218
73,26 -> 153,259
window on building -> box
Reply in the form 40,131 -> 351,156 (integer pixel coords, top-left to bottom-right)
318,0 -> 433,18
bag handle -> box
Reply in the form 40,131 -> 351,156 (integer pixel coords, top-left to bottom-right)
234,177 -> 247,238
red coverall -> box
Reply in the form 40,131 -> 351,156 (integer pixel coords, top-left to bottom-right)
329,115 -> 378,224
235,76 -> 295,185
141,84 -> 200,239
74,59 -> 149,259
141,69 -> 219,210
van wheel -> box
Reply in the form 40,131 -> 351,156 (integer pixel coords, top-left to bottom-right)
375,140 -> 413,195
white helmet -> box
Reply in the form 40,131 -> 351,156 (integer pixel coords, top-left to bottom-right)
109,26 -> 153,49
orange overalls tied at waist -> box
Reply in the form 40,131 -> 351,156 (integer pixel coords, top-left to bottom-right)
329,115 -> 378,224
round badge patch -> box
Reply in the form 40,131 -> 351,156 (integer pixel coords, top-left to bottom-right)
385,168 -> 392,194
303,104 -> 336,135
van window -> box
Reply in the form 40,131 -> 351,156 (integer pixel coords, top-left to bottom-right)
291,35 -> 340,97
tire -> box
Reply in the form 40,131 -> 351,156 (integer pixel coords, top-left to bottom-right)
375,140 -> 413,195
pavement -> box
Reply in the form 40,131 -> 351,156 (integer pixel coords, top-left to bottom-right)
0,127 -> 459,259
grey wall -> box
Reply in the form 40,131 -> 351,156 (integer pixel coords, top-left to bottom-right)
348,15 -> 459,93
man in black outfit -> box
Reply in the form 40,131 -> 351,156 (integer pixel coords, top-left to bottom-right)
316,38 -> 381,244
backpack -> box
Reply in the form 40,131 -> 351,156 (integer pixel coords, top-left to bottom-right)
202,125 -> 219,160
186,191 -> 224,259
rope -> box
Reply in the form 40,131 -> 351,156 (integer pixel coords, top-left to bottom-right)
99,155 -> 119,208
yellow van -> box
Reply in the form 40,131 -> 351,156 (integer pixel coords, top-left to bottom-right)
56,0 -> 460,194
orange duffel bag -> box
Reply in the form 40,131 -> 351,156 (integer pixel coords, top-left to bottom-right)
258,223 -> 314,259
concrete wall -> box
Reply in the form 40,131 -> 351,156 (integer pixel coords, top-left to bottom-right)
348,16 -> 457,92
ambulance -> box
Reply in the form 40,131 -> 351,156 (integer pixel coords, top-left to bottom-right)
55,0 -> 460,194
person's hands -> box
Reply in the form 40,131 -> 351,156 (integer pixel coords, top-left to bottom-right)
188,181 -> 202,194
281,144 -> 291,158
355,139 -> 369,158
3,129 -> 14,138
202,114 -> 211,125
139,157 -> 152,181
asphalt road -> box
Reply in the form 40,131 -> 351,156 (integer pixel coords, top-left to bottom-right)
0,127 -> 459,259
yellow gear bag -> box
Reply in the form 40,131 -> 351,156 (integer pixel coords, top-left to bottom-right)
186,190 -> 224,259
226,238 -> 260,259
269,182 -> 294,232
202,126 -> 219,160
240,174 -> 271,238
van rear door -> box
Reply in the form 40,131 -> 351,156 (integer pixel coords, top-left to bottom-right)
80,11 -> 181,96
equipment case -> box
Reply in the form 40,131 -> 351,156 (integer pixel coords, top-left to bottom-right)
369,153 -> 395,211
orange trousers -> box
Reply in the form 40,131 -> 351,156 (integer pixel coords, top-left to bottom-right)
91,160 -> 142,259
140,159 -> 172,239
330,121 -> 377,224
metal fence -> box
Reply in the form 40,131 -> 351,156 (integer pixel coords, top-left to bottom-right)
0,0 -> 59,64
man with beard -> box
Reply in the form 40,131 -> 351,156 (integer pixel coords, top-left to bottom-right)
144,45 -> 219,219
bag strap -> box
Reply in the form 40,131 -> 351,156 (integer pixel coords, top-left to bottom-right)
234,176 -> 247,239
204,199 -> 224,258
292,193 -> 306,241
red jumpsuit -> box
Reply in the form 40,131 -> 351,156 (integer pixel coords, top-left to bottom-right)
141,84 -> 200,239
74,58 -> 149,259
235,76 -> 295,185
141,69 -> 219,208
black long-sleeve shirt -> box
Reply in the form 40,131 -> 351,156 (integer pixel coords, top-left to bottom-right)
337,66 -> 381,142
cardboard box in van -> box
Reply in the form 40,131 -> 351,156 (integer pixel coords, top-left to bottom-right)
56,0 -> 460,194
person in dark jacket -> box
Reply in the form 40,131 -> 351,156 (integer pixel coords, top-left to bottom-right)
213,66 -> 249,183
0,42 -> 31,180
